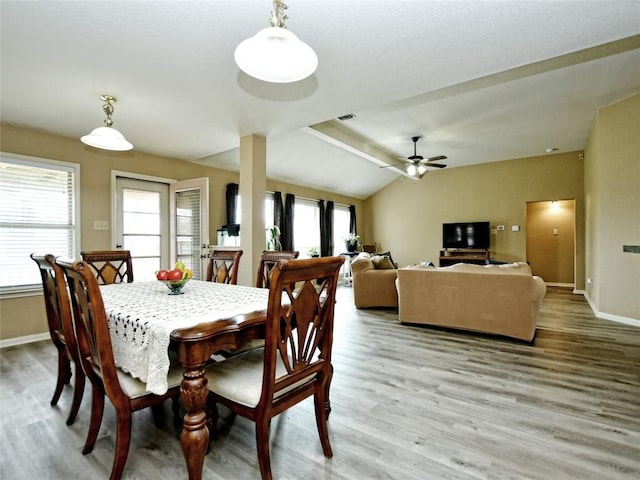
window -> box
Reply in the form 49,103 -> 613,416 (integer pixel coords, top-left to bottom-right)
332,204 -> 351,255
293,198 -> 320,258
0,153 -> 80,294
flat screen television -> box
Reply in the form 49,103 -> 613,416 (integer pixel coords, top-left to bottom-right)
443,221 -> 490,250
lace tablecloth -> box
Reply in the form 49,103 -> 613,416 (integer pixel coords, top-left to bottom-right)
100,280 -> 269,394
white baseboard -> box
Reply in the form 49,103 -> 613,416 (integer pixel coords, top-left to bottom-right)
583,292 -> 640,328
0,332 -> 49,349
545,282 -> 575,288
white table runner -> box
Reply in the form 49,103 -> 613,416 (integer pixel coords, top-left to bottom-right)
100,280 -> 269,394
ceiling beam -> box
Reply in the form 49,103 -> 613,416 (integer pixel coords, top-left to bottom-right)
302,121 -> 412,178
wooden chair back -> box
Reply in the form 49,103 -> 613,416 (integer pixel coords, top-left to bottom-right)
56,259 -> 123,399
263,256 -> 343,405
30,253 -> 85,423
81,250 -> 134,284
362,244 -> 376,254
255,250 -> 299,288
206,249 -> 243,284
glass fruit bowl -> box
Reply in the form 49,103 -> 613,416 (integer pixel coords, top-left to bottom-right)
160,277 -> 190,295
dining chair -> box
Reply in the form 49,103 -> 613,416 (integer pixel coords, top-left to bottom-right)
55,258 -> 183,480
362,244 -> 376,254
205,249 -> 243,284
255,250 -> 299,288
80,250 -> 134,284
206,256 -> 344,480
30,253 -> 86,425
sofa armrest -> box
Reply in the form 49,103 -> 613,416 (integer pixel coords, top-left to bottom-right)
352,266 -> 398,308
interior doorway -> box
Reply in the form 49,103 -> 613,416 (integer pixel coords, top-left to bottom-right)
526,199 -> 575,286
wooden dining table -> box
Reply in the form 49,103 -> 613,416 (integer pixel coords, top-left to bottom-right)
100,280 -> 271,480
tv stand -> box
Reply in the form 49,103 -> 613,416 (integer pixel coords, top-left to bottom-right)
439,249 -> 489,267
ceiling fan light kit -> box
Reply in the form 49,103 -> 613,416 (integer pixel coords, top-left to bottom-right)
381,136 -> 448,179
81,95 -> 133,151
234,0 -> 318,83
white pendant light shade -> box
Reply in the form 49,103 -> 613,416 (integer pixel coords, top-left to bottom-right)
81,126 -> 133,151
81,94 -> 133,151
235,26 -> 317,83
407,164 -> 417,176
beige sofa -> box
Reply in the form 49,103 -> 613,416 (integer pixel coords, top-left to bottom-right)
396,262 -> 546,341
351,253 -> 398,308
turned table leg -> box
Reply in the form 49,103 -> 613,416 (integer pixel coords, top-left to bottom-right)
180,365 -> 209,480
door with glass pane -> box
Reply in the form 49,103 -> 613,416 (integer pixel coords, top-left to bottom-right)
170,178 -> 209,280
115,178 -> 169,281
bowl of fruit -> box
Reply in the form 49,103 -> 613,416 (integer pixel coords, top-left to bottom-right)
156,262 -> 193,295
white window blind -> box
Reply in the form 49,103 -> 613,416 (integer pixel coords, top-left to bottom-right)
175,189 -> 201,279
0,154 -> 79,293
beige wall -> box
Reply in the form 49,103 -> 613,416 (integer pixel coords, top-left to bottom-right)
0,124 -> 362,341
584,93 -> 640,320
363,152 -> 585,283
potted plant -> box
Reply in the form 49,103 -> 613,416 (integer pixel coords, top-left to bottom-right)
266,225 -> 282,251
307,246 -> 320,258
344,233 -> 361,252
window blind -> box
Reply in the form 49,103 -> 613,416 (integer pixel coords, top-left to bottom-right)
0,156 -> 78,293
175,189 -> 201,279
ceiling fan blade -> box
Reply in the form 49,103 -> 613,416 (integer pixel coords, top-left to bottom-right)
424,162 -> 447,168
379,162 -> 407,169
427,155 -> 447,162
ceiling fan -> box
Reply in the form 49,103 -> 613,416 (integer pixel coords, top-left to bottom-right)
381,136 -> 447,178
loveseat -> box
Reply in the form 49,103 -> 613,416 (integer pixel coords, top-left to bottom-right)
396,262 -> 546,341
351,252 -> 398,308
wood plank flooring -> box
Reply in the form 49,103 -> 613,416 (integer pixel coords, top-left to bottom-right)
1,286 -> 639,479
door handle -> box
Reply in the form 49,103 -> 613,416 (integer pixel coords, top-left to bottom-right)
116,244 -> 123,249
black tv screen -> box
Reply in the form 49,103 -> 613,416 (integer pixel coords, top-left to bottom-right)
443,222 -> 490,249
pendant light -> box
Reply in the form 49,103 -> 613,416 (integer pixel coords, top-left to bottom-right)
234,0 -> 318,83
81,95 -> 133,151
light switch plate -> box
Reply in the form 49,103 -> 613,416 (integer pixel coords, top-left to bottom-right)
94,220 -> 109,231
511,225 -> 520,232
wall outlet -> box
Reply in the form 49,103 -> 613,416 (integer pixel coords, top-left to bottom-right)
93,220 -> 109,231
497,225 -> 505,231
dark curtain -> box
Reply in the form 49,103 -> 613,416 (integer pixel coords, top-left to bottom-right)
349,204 -> 357,235
319,200 -> 327,256
225,183 -> 239,225
325,200 -> 334,256
282,193 -> 295,251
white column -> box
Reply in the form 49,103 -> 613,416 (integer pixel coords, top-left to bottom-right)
238,134 -> 266,286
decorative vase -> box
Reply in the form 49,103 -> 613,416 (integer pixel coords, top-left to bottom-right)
346,241 -> 356,252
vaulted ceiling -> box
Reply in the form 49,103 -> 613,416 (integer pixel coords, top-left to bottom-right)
2,1 -> 639,199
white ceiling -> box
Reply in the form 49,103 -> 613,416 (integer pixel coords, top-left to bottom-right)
2,1 -> 639,199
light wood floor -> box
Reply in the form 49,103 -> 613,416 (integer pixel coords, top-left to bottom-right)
1,287 -> 639,479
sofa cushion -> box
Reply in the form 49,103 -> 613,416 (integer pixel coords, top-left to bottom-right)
371,254 -> 395,269
445,262 -> 531,275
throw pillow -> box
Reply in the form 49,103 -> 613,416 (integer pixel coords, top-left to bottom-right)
371,255 -> 395,269
374,251 -> 397,268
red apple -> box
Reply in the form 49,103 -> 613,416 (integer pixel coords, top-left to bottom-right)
166,269 -> 183,282
156,270 -> 169,281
